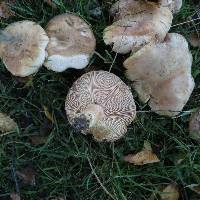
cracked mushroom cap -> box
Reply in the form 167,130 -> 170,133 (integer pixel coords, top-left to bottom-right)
103,0 -> 173,54
65,71 -> 136,142
44,13 -> 96,72
124,33 -> 194,116
0,21 -> 49,77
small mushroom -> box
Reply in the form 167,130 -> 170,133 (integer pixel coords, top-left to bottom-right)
124,33 -> 194,116
103,0 -> 173,54
0,21 -> 49,77
65,71 -> 136,142
44,13 -> 96,72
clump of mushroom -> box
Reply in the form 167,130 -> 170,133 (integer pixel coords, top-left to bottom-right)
103,0 -> 173,54
65,71 -> 136,142
44,13 -> 96,72
124,33 -> 194,116
0,20 -> 49,77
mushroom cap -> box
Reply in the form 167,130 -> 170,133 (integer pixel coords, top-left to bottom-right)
44,13 -> 96,72
103,0 -> 172,54
65,70 -> 136,142
146,0 -> 182,13
124,33 -> 194,116
110,0 -> 153,21
0,20 -> 49,77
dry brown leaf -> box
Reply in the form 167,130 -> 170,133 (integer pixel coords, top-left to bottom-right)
187,184 -> 200,194
0,1 -> 15,19
30,135 -> 48,145
44,0 -> 58,9
16,166 -> 36,186
124,141 -> 160,165
189,108 -> 200,142
10,193 -> 20,200
43,105 -> 54,123
161,184 -> 179,200
0,112 -> 17,133
188,32 -> 200,48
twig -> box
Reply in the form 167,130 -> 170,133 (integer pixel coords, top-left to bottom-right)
171,18 -> 200,27
87,157 -> 116,200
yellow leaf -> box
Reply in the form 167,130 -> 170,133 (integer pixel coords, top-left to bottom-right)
43,106 -> 54,123
124,141 -> 160,165
0,112 -> 17,133
161,184 -> 179,200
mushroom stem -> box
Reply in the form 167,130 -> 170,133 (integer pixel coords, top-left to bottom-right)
72,104 -> 105,133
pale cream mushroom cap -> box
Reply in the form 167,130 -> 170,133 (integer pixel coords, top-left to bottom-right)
103,0 -> 172,54
0,21 -> 49,77
146,0 -> 182,13
65,71 -> 136,142
44,13 -> 96,72
124,33 -> 194,116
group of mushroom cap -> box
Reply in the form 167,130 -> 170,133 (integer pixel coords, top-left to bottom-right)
0,13 -> 96,77
0,0 -> 196,142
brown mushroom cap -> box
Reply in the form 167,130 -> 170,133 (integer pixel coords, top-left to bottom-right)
65,70 -> 136,142
0,21 -> 49,77
103,0 -> 172,54
124,33 -> 194,116
44,13 -> 96,72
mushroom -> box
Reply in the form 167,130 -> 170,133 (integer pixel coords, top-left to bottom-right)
103,0 -> 173,54
124,33 -> 194,116
65,71 -> 136,142
44,13 -> 96,72
0,20 -> 49,77
146,0 -> 182,13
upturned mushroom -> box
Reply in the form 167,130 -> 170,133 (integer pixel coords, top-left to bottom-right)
44,13 -> 96,72
65,71 -> 136,142
0,21 -> 49,77
124,33 -> 194,116
103,0 -> 173,54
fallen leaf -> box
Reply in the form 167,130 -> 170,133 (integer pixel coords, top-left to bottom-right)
44,0 -> 58,9
187,184 -> 200,194
16,166 -> 36,186
124,141 -> 160,165
0,1 -> 15,19
14,75 -> 33,84
188,32 -> 200,48
30,135 -> 48,145
43,105 -> 54,123
0,112 -> 17,133
161,184 -> 179,200
30,120 -> 52,145
10,193 -> 20,200
189,108 -> 200,142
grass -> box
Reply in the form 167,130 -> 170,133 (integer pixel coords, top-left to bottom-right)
0,0 -> 200,199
